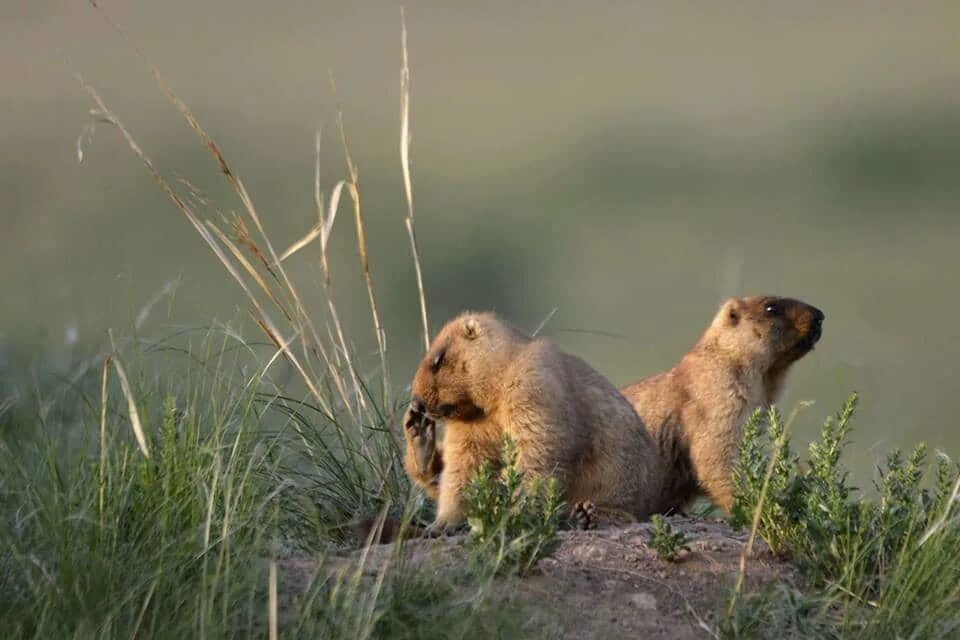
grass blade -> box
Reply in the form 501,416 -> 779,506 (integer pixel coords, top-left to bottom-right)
400,7 -> 430,353
111,355 -> 149,459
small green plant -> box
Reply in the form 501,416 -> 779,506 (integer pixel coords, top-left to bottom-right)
647,514 -> 690,562
726,392 -> 960,638
462,435 -> 565,575
730,406 -> 805,556
730,393 -> 958,583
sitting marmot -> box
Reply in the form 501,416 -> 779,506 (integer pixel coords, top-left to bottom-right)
404,311 -> 666,530
620,295 -> 824,513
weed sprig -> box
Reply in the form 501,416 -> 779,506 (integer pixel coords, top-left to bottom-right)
463,435 -> 565,576
725,393 -> 960,638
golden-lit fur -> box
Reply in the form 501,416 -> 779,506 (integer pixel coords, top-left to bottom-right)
620,295 -> 824,513
403,408 -> 443,500
403,311 -> 666,529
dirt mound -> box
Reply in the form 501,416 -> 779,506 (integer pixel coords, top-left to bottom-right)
278,516 -> 794,638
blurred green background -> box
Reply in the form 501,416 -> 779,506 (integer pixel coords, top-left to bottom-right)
2,2 -> 959,476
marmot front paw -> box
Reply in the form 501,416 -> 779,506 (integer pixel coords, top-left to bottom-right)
404,401 -> 438,475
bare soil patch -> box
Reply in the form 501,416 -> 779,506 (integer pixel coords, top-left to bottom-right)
277,515 -> 794,638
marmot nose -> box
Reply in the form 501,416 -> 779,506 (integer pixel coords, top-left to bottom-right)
807,304 -> 826,327
808,305 -> 825,327
805,305 -> 825,344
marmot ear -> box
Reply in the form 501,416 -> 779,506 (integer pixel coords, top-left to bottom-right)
726,300 -> 741,326
462,317 -> 481,340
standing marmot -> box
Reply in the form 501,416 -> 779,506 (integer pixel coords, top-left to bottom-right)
620,295 -> 824,513
403,311 -> 666,530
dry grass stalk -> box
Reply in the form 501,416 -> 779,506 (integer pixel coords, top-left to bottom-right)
99,355 -> 110,526
110,354 -> 149,459
82,1 -> 389,430
76,74 -> 331,417
208,220 -> 293,324
330,76 -> 391,411
268,560 -> 278,640
83,2 -> 427,486
919,461 -> 960,546
400,7 -> 431,354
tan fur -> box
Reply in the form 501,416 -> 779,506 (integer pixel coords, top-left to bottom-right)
620,295 -> 824,513
403,311 -> 666,528
403,408 -> 443,500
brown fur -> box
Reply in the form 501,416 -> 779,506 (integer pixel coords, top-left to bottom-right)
620,295 -> 824,513
403,311 -> 666,529
403,406 -> 443,500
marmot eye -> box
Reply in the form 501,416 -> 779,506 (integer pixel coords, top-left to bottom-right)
764,302 -> 781,316
430,348 -> 446,373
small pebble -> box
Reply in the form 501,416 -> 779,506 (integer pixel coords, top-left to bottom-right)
629,592 -> 657,610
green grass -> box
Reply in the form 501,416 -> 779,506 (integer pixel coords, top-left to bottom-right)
647,514 -> 690,562
0,20 -> 552,635
463,435 -> 565,576
0,327 -> 542,639
724,395 -> 960,638
1,335 -> 278,637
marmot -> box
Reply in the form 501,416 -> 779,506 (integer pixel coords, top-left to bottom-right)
403,311 -> 666,530
620,295 -> 824,513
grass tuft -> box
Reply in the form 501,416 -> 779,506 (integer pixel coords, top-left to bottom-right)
0,7 -> 550,637
463,435 -> 565,575
647,514 -> 691,562
724,392 -> 960,638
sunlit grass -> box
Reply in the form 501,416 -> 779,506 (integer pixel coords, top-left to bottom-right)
723,397 -> 960,638
0,6 -> 536,637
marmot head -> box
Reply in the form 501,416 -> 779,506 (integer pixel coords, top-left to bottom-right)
410,312 -> 525,422
709,295 -> 824,371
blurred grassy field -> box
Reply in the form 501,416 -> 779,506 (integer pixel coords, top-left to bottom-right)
2,1 -> 959,477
